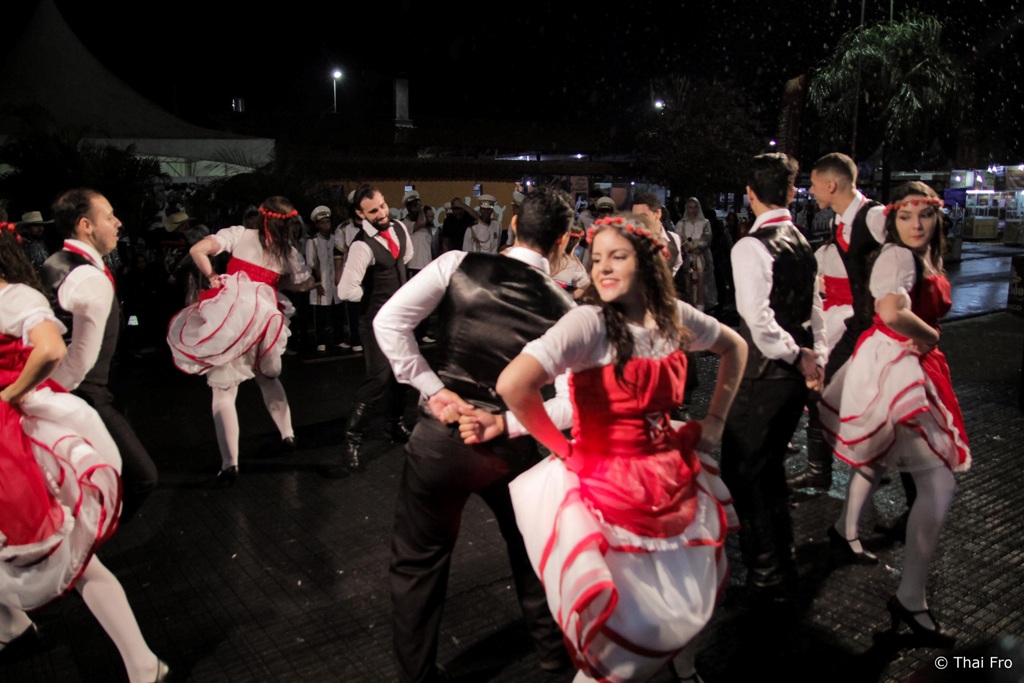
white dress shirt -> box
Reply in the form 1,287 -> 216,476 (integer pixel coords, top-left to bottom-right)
337,219 -> 415,302
51,239 -> 113,391
731,208 -> 828,366
837,190 -> 887,246
374,246 -> 572,437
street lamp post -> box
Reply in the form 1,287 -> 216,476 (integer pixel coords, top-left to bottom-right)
332,69 -> 343,113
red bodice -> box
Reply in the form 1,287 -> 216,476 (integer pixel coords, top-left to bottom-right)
567,349 -> 703,538
910,274 -> 952,327
864,274 -> 952,346
227,257 -> 281,287
0,334 -> 65,547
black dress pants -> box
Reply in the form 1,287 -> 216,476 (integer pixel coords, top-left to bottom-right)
354,315 -> 404,420
74,382 -> 158,520
721,375 -> 808,572
389,411 -> 563,683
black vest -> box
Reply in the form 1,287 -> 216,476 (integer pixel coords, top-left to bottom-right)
837,200 -> 884,340
738,222 -> 816,380
358,221 -> 407,318
433,253 -> 575,413
41,250 -> 120,389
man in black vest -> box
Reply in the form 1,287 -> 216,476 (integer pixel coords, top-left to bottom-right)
337,185 -> 415,471
721,154 -> 826,602
375,188 -> 576,683
42,188 -> 158,521
787,153 -> 886,493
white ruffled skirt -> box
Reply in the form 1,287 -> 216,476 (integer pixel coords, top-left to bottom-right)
510,451 -> 737,682
167,272 -> 289,389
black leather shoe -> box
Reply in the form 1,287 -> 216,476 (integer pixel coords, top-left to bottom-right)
280,436 -> 296,454
0,622 -> 41,660
887,595 -> 956,648
828,526 -> 878,565
390,419 -> 413,444
215,466 -> 238,487
787,464 -> 831,491
344,438 -> 363,471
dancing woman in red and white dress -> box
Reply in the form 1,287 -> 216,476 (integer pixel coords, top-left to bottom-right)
820,182 -> 970,647
167,197 -> 317,485
0,226 -> 167,681
494,215 -> 747,682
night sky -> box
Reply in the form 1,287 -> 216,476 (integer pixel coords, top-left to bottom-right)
6,0 -> 1024,158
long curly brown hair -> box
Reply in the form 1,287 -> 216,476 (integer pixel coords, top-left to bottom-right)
581,214 -> 690,386
0,226 -> 44,292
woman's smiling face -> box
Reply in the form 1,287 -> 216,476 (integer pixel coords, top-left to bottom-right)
590,229 -> 640,307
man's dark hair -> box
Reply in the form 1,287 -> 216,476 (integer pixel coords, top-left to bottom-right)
631,192 -> 662,213
813,152 -> 857,185
352,184 -> 380,210
748,153 -> 799,207
52,188 -> 100,239
515,188 -> 574,253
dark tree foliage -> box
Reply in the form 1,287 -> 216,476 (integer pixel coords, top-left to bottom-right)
636,76 -> 764,200
0,127 -> 163,235
808,10 -> 969,189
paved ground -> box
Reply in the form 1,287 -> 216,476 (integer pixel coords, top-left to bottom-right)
2,244 -> 1023,683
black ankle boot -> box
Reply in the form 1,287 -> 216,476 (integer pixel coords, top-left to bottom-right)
787,429 -> 832,491
390,418 -> 413,444
344,403 -> 372,471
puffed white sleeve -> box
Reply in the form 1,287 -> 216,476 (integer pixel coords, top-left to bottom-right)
869,244 -> 916,307
520,305 -> 605,380
286,245 -> 312,283
212,225 -> 247,254
677,300 -> 721,352
0,284 -> 66,343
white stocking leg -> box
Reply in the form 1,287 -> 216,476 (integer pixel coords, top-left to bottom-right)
76,557 -> 158,683
211,385 -> 240,470
670,640 -> 700,679
834,464 -> 883,554
255,373 -> 294,440
896,465 -> 956,629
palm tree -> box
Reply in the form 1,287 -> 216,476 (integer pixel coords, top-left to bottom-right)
808,10 -> 969,195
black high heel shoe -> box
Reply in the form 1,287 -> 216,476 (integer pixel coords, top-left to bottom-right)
828,526 -> 878,565
887,596 -> 956,648
215,466 -> 238,487
0,622 -> 41,660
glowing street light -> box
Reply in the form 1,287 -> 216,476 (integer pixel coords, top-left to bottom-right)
653,99 -> 665,110
332,69 -> 343,113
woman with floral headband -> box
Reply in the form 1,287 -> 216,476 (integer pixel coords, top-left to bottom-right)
168,196 -> 317,486
491,214 -> 747,682
820,181 -> 970,648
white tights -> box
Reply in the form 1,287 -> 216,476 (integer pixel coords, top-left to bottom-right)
211,374 -> 294,470
1,557 -> 158,682
835,460 -> 956,618
568,641 -> 700,682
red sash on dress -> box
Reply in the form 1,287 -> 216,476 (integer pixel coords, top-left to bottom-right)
822,275 -> 853,310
